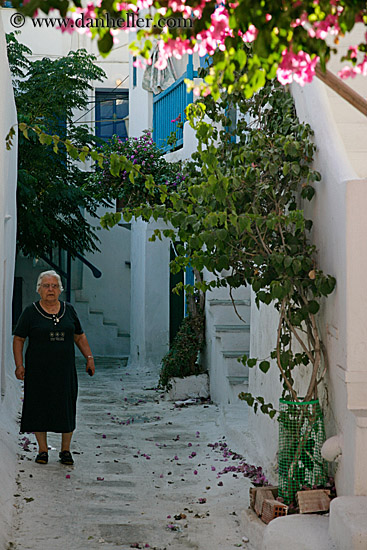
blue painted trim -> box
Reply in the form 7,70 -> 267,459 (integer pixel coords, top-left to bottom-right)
152,60 -> 198,152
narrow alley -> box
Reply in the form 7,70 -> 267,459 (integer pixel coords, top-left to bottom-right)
9,358 -> 254,550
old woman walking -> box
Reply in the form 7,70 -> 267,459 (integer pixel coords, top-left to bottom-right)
13,270 -> 95,465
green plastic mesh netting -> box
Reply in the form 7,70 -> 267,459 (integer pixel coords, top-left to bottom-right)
278,399 -> 328,505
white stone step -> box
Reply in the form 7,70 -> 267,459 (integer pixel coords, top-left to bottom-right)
215,324 -> 250,350
261,514 -> 336,550
222,350 -> 249,378
215,324 -> 251,332
329,496 -> 367,550
228,380 -> 249,403
208,298 -> 251,324
74,298 -> 129,356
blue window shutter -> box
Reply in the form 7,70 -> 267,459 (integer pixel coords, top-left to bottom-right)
95,89 -> 129,140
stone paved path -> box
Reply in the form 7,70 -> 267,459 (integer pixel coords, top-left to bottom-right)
10,357 -> 252,550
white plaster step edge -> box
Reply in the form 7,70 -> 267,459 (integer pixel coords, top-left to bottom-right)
215,324 -> 251,332
208,299 -> 251,306
222,350 -> 249,358
227,375 -> 248,385
239,510 -> 336,550
262,514 -> 336,550
329,496 -> 367,550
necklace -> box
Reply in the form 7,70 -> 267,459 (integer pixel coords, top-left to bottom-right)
33,301 -> 66,326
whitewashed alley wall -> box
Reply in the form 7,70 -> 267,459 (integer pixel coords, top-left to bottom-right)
1,9 -> 131,355
0,15 -> 20,549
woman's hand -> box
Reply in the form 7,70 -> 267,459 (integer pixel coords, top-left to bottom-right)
86,356 -> 95,376
15,366 -> 25,380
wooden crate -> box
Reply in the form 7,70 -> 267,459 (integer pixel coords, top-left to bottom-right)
250,486 -> 278,511
296,489 -> 331,514
261,499 -> 288,524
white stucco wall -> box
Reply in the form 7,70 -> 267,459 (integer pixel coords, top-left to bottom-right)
245,297 -> 282,478
129,218 -> 170,372
2,10 -> 132,351
291,78 -> 367,497
128,34 -> 152,137
0,15 -> 20,549
247,74 -> 367,495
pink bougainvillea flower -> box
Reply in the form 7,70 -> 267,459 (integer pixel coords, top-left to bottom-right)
348,45 -> 359,59
57,19 -> 76,34
308,13 -> 340,39
276,48 -> 319,86
211,466 -> 216,471
338,56 -> 367,79
240,24 -> 258,43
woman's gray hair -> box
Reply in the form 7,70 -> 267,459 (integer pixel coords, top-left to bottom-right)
36,270 -> 64,292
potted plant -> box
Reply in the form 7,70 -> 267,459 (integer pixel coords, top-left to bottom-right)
159,286 -> 208,399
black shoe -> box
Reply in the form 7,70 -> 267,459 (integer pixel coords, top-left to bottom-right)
35,451 -> 48,464
59,450 -> 74,465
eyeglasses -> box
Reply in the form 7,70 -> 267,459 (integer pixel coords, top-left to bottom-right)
41,283 -> 59,289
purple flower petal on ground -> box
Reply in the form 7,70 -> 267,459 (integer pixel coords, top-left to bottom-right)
194,470 -> 198,475
188,443 -> 192,447
211,466 -> 216,471
65,474 -> 71,479
97,477 -> 104,481
102,434 -> 106,439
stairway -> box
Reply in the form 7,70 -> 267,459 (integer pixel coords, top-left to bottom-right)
205,287 -> 251,404
73,294 -> 130,357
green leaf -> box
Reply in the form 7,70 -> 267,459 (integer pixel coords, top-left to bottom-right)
98,31 -> 113,56
284,256 -> 292,268
259,360 -> 270,373
247,358 -> 257,368
307,300 -> 320,314
292,259 -> 302,274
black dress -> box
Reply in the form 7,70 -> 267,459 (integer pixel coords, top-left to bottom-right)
14,301 -> 83,433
